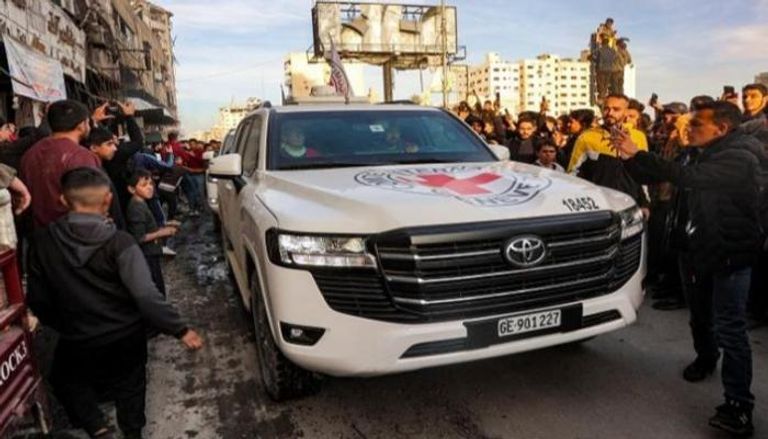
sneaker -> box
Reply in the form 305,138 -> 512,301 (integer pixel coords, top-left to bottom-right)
162,246 -> 177,257
91,426 -> 117,439
709,400 -> 754,437
683,356 -> 718,382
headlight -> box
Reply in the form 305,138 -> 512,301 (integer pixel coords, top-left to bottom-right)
269,231 -> 376,268
619,206 -> 644,240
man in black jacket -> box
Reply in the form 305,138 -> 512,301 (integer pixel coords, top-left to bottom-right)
614,101 -> 763,437
27,167 -> 203,439
100,101 -> 145,215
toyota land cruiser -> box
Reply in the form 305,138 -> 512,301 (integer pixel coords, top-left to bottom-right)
210,102 -> 646,400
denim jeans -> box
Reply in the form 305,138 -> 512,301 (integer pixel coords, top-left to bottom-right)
681,255 -> 754,406
713,267 -> 754,406
181,174 -> 203,211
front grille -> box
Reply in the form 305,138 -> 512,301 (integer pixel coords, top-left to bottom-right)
311,212 -> 643,323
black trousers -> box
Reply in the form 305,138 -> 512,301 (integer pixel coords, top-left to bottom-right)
749,251 -> 768,319
679,252 -> 718,362
51,331 -> 148,437
146,254 -> 166,297
158,189 -> 178,220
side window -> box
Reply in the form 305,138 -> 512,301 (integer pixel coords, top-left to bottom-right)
234,118 -> 253,157
242,116 -> 262,176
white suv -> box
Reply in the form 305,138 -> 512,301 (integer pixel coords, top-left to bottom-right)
210,102 -> 646,400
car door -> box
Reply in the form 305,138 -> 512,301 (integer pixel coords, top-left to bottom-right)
228,114 -> 264,270
218,117 -> 252,249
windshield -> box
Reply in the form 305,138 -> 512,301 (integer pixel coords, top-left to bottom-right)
267,110 -> 496,170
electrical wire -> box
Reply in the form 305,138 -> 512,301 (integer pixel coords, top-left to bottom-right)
176,58 -> 282,83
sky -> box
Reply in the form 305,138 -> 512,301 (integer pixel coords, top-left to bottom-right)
153,0 -> 768,134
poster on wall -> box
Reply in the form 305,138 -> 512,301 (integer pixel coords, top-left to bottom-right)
3,38 -> 67,103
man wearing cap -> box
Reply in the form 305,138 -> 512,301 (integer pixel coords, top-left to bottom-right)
20,100 -> 111,229
646,102 -> 690,311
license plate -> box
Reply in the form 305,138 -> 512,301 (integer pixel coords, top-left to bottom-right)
497,310 -> 562,337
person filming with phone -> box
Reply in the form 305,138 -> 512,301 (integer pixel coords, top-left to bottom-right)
612,100 -> 765,437
567,93 -> 650,215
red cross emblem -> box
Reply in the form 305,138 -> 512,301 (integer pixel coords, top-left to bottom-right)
415,173 -> 502,196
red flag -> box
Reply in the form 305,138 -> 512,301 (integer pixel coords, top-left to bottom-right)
326,37 -> 353,101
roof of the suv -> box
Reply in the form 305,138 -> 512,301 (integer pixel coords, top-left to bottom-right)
270,104 -> 445,114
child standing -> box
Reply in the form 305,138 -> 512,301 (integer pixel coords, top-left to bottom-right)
27,167 -> 203,439
126,169 -> 177,295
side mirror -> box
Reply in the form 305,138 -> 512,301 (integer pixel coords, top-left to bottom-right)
209,153 -> 242,178
202,150 -> 215,161
489,144 -> 510,161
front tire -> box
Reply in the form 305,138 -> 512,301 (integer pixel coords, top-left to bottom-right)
250,276 -> 321,401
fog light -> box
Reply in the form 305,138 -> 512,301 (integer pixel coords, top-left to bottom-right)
280,322 -> 325,346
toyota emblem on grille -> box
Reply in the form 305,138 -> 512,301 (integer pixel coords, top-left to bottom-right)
504,236 -> 547,268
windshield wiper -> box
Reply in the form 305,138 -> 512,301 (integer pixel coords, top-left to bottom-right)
391,158 -> 458,165
277,162 -> 378,171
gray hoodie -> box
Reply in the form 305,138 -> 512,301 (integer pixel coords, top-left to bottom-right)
28,212 -> 187,346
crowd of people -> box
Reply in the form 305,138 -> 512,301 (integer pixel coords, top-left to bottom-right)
452,82 -> 768,436
1,80 -> 767,437
0,99 -> 212,439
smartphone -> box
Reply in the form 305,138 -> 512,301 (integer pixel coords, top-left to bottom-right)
724,85 -> 736,96
609,124 -> 625,140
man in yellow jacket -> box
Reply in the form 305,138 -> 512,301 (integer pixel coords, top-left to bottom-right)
568,94 -> 650,210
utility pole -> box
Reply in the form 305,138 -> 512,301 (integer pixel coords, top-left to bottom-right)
440,0 -> 448,108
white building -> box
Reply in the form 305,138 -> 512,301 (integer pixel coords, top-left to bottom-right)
207,98 -> 262,141
624,64 -> 637,99
465,53 -> 521,112
284,53 -> 365,99
462,53 -> 593,116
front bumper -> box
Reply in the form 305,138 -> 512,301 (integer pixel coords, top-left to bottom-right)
264,238 -> 646,377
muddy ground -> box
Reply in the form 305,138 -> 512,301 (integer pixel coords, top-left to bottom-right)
19,213 -> 768,439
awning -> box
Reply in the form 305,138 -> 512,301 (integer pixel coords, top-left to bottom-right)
144,132 -> 164,144
126,96 -> 176,125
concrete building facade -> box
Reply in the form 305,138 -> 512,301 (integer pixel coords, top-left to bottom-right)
132,0 -> 177,117
283,52 -> 365,99
460,52 -> 640,115
466,52 -> 521,113
207,98 -> 262,141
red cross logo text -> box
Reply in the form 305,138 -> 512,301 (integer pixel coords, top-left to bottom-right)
415,173 -> 502,196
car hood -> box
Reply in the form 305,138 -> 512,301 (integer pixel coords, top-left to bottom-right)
258,161 -> 635,233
